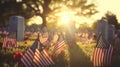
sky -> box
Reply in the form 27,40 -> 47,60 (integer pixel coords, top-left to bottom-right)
95,0 -> 120,22
28,0 -> 120,26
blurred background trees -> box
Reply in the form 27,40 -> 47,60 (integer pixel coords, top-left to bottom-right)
0,0 -> 97,28
105,12 -> 120,30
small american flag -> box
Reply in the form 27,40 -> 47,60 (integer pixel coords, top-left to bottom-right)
52,39 -> 65,56
21,38 -> 38,67
2,36 -> 18,49
92,33 -> 113,67
21,34 -> 54,67
33,48 -> 55,67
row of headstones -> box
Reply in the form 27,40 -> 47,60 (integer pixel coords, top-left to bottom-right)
8,16 -> 116,43
96,19 -> 115,42
0,26 -> 43,33
9,15 -> 77,42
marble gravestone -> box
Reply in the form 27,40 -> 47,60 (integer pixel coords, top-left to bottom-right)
108,24 -> 115,42
9,16 -> 25,41
96,19 -> 108,40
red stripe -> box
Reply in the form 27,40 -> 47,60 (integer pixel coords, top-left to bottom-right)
43,49 -> 55,64
21,49 -> 36,67
21,54 -> 31,67
93,48 -> 100,67
53,40 -> 65,55
21,49 -> 32,67
21,55 -> 30,67
93,47 -> 113,67
28,49 -> 37,67
33,49 -> 44,67
109,46 -> 113,66
33,55 -> 41,66
106,46 -> 113,66
35,49 -> 47,66
36,49 -> 49,66
41,51 -> 50,66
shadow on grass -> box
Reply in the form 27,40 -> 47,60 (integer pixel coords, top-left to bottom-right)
68,43 -> 93,67
52,55 -> 68,67
111,43 -> 120,67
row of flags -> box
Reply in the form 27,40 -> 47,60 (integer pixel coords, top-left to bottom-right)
2,36 -> 18,49
21,33 -> 66,66
1,31 -> 114,67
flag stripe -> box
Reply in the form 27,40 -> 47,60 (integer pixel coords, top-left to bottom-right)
43,49 -> 55,64
92,33 -> 113,67
34,49 -> 46,67
33,55 -> 41,66
34,51 -> 44,67
52,40 -> 65,55
21,55 -> 31,67
43,49 -> 52,64
21,56 -> 29,67
21,36 -> 54,66
41,51 -> 50,66
36,50 -> 46,66
35,49 -> 48,66
21,49 -> 36,67
26,49 -> 36,67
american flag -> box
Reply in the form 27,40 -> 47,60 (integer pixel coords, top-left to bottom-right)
21,35 -> 54,67
92,33 -> 113,67
52,39 -> 65,56
2,36 -> 18,49
33,48 -> 55,67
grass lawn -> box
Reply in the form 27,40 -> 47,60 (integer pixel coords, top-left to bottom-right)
0,35 -> 120,67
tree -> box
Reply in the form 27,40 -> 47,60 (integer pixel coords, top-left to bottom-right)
105,12 -> 119,29
0,0 -> 98,27
0,0 -> 23,26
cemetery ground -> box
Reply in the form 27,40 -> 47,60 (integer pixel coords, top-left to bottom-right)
0,35 -> 120,67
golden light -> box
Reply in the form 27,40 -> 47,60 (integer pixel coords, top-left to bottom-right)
95,0 -> 120,22
47,4 -> 97,29
55,11 -> 95,29
57,11 -> 76,26
27,16 -> 43,26
60,15 -> 70,24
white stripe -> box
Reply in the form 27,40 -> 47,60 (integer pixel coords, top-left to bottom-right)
36,49 -> 46,66
43,49 -> 55,64
36,49 -> 48,66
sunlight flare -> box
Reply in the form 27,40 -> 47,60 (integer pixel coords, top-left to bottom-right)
27,16 -> 42,26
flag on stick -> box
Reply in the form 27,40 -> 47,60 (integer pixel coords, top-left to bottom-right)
21,34 -> 54,67
92,33 -> 113,67
52,40 -> 65,56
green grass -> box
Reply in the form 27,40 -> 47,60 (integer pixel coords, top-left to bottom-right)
0,35 -> 120,67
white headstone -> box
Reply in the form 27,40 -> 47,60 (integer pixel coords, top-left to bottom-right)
9,16 -> 17,32
9,16 -> 25,41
